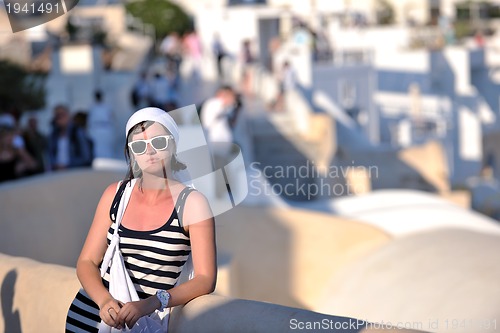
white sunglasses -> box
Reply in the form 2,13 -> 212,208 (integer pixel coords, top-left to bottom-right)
128,135 -> 174,155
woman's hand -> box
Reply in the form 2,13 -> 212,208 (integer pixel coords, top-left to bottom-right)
98,297 -> 123,329
115,296 -> 160,329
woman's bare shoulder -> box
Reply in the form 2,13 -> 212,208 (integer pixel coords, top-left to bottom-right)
185,189 -> 208,204
101,181 -> 123,201
176,184 -> 208,204
183,189 -> 213,224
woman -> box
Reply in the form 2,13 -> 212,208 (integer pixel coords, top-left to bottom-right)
66,107 -> 217,332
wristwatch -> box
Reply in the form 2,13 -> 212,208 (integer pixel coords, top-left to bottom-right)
156,290 -> 171,310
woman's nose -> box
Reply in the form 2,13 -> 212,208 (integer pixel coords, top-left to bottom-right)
146,143 -> 156,154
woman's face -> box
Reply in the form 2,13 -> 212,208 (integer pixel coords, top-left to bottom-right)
129,122 -> 174,176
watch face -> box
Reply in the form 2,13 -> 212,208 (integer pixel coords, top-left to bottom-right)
157,290 -> 170,309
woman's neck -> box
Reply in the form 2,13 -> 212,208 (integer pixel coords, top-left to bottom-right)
138,175 -> 178,202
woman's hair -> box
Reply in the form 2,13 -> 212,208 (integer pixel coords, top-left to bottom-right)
123,120 -> 186,183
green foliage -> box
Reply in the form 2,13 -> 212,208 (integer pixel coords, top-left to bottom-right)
454,20 -> 473,39
0,61 -> 46,112
487,4 -> 500,18
454,1 -> 499,39
455,1 -> 472,20
125,0 -> 192,39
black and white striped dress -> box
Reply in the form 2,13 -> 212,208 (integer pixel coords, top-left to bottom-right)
65,189 -> 193,333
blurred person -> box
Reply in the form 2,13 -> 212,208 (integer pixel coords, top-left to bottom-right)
183,30 -> 203,81
270,60 -> 297,112
131,71 -> 152,109
200,86 -> 237,148
159,32 -> 182,74
73,111 -> 95,164
166,65 -> 180,106
0,126 -> 37,183
227,92 -> 243,131
474,30 -> 485,48
438,15 -> 455,45
22,116 -> 48,175
150,72 -> 171,110
0,111 -> 26,150
267,36 -> 281,73
48,104 -> 93,170
66,107 -> 216,332
88,90 -> 115,159
200,86 -> 238,196
481,153 -> 495,179
240,39 -> 255,97
212,33 -> 228,80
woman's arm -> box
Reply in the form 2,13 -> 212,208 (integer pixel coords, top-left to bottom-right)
76,182 -> 124,329
116,191 -> 217,328
168,190 -> 218,304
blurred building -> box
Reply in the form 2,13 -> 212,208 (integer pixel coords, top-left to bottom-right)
156,0 -> 500,216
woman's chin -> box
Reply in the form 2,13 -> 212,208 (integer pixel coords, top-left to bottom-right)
141,165 -> 170,178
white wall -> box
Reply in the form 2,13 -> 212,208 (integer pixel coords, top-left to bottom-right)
0,169 -> 124,267
196,7 -> 284,59
458,106 -> 482,161
443,47 -> 475,95
327,26 -> 413,58
376,48 -> 429,72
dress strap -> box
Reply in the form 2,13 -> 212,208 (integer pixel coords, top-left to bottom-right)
175,187 -> 196,228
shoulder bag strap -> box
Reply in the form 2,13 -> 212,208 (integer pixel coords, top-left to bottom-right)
100,179 -> 136,277
109,181 -> 127,224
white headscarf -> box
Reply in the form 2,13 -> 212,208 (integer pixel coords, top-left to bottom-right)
126,107 -> 179,143
125,107 -> 192,185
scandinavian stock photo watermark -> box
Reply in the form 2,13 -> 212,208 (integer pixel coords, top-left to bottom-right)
289,318 -> 418,331
289,317 -> 498,331
249,160 -> 379,200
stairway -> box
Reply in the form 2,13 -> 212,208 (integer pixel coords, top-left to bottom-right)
247,107 -> 335,201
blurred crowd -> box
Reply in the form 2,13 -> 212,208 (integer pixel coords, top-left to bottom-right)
0,104 -> 95,184
129,31 -> 195,112
0,88 -> 243,186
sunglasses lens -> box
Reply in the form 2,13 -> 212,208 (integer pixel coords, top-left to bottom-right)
151,136 -> 168,150
130,141 -> 146,154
